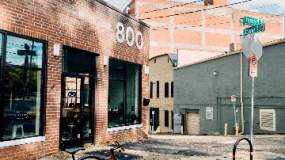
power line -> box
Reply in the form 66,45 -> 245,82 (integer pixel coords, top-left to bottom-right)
151,20 -> 233,30
142,0 -> 204,14
140,0 -> 254,20
171,6 -> 284,27
150,16 -> 282,30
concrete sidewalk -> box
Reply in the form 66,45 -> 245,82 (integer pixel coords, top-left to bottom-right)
40,135 -> 285,160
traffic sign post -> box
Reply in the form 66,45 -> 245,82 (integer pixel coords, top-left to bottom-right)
231,95 -> 238,136
241,16 -> 265,143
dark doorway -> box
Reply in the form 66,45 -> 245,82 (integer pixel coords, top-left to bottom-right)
150,108 -> 159,133
60,46 -> 96,149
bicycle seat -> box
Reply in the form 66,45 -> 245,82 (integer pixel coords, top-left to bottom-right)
65,147 -> 85,154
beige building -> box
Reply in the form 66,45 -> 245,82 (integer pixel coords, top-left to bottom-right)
149,54 -> 177,133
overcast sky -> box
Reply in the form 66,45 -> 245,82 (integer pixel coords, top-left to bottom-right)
103,0 -> 285,15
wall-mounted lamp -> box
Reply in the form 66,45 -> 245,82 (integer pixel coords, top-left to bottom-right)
213,71 -> 219,76
104,55 -> 109,66
144,65 -> 149,75
143,98 -> 150,106
53,43 -> 60,57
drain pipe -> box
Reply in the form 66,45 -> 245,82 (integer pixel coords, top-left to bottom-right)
240,52 -> 245,134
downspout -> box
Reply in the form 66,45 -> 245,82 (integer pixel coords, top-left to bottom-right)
240,52 -> 245,134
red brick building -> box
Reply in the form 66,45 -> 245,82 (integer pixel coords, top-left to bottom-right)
0,0 -> 149,159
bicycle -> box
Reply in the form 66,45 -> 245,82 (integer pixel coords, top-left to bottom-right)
65,141 -> 125,160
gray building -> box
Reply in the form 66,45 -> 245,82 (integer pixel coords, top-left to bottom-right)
174,40 -> 285,135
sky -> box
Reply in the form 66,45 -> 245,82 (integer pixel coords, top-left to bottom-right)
103,0 -> 285,15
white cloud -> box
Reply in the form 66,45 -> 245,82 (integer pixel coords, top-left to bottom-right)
230,0 -> 285,15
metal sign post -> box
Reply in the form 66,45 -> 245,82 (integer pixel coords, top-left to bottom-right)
250,77 -> 255,142
241,16 -> 265,142
231,95 -> 238,136
248,55 -> 257,142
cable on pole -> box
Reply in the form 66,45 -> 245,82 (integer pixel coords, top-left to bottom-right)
142,0 -> 204,14
140,0 -> 254,20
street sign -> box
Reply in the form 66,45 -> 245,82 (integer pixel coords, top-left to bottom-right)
241,34 -> 263,60
240,16 -> 265,143
241,16 -> 265,36
241,16 -> 264,26
248,55 -> 258,78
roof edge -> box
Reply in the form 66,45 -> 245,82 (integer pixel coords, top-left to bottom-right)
175,38 -> 285,70
95,0 -> 150,28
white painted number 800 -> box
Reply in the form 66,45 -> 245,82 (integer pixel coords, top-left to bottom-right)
116,22 -> 144,50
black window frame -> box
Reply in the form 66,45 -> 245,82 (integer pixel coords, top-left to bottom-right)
171,111 -> 174,130
171,81 -> 174,98
164,82 -> 169,98
164,110 -> 169,127
156,81 -> 159,98
0,30 -> 47,141
108,58 -> 142,128
150,81 -> 153,99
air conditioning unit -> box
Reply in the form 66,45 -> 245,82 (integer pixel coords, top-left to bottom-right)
260,109 -> 276,132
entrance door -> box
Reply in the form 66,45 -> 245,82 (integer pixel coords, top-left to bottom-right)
150,108 -> 159,132
60,73 -> 93,148
186,112 -> 200,135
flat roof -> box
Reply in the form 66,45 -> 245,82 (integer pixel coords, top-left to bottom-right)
175,38 -> 285,70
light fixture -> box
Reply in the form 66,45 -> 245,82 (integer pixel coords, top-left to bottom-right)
144,65 -> 149,74
104,55 -> 109,66
53,43 -> 60,56
213,71 -> 219,76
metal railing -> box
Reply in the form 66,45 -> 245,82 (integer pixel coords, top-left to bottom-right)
233,137 -> 253,160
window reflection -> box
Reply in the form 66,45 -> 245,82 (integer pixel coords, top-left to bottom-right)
0,34 -> 3,77
0,35 -> 44,141
6,36 -> 43,68
108,60 -> 141,128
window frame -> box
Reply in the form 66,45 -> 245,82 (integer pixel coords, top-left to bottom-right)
150,81 -> 153,99
0,30 -> 47,142
156,81 -> 159,98
164,110 -> 169,127
164,82 -> 169,98
171,81 -> 174,98
108,58 -> 142,128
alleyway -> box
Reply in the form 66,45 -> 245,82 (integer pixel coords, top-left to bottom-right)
42,135 -> 285,160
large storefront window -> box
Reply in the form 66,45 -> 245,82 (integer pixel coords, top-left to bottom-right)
108,60 -> 141,128
0,34 -> 2,79
0,34 -> 45,141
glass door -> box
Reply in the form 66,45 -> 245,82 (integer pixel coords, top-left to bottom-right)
60,73 -> 93,148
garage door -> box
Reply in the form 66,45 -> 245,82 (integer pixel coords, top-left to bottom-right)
186,112 -> 200,135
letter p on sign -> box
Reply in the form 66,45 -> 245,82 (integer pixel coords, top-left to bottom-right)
248,55 -> 258,78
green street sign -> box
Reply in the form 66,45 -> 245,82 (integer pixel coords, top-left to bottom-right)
241,16 -> 265,36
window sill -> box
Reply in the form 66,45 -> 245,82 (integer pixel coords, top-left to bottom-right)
107,124 -> 142,133
0,136 -> 45,148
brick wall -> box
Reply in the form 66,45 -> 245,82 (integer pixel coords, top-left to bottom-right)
0,0 -> 149,159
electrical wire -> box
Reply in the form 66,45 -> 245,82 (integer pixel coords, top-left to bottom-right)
147,3 -> 283,30
151,20 -> 233,30
142,0 -> 204,14
140,0 -> 254,20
